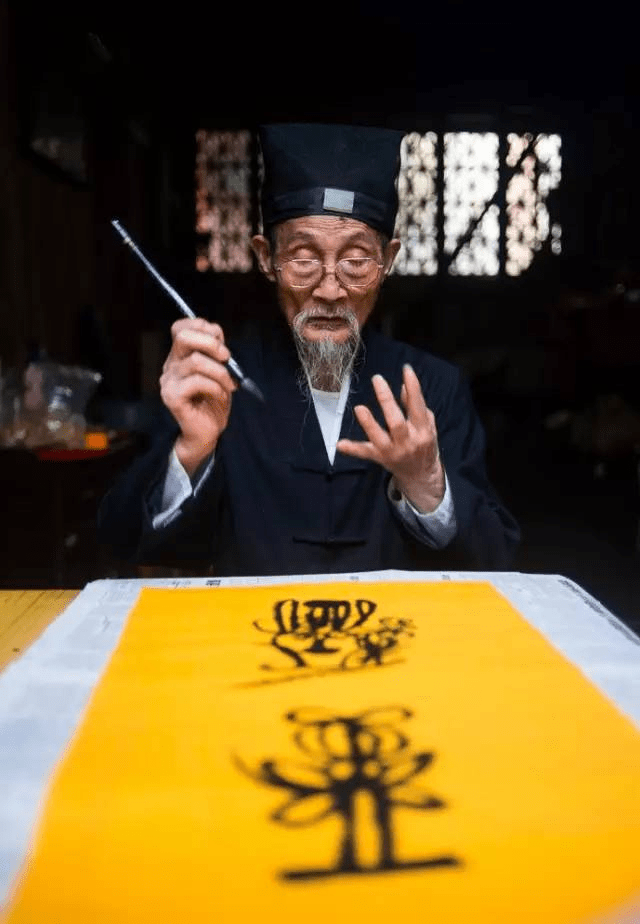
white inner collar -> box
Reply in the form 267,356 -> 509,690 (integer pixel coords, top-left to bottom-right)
309,374 -> 352,464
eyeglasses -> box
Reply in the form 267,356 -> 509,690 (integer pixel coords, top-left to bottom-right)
274,258 -> 384,289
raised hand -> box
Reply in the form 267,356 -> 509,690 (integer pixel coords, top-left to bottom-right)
336,364 -> 445,513
160,318 -> 238,476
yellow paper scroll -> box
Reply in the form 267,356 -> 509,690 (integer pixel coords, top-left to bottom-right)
4,582 -> 640,923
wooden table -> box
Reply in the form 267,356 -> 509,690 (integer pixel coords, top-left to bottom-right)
0,589 -> 79,671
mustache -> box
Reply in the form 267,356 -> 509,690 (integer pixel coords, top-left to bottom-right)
305,306 -> 350,315
293,306 -> 358,329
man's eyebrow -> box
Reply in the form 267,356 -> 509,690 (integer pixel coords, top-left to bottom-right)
279,232 -> 316,245
280,230 -> 378,247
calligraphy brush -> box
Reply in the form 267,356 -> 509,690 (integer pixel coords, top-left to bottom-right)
111,219 -> 264,402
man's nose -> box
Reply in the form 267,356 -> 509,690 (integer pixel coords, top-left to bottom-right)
312,266 -> 346,298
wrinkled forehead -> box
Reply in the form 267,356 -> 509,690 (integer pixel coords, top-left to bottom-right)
272,215 -> 384,252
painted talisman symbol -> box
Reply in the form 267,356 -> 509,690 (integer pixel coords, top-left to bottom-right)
235,706 -> 460,880
253,598 -> 415,674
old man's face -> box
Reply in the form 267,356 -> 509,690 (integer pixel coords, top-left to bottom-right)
252,216 -> 399,390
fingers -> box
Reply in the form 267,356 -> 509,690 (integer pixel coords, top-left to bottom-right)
400,364 -> 430,425
336,401 -> 384,462
164,318 -> 237,395
369,369 -> 431,441
337,366 -> 438,474
169,318 -> 230,365
353,401 -> 392,449
335,434 -> 379,462
169,348 -> 237,392
371,375 -> 408,441
336,399 -> 400,463
338,374 -> 415,459
160,370 -> 233,412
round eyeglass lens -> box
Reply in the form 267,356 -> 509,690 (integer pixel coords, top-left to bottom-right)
282,258 -> 379,287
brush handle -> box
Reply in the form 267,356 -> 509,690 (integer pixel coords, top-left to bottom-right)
111,220 -> 196,319
110,219 -> 264,403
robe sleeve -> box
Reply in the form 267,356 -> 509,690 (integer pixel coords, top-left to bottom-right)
387,472 -> 458,548
97,426 -> 227,568
151,449 -> 215,529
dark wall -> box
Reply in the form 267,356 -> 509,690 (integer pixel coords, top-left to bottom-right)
2,3 -> 638,415
1,2 -> 96,369
1,4 -> 161,398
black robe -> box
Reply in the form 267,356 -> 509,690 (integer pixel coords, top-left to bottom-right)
98,321 -> 520,575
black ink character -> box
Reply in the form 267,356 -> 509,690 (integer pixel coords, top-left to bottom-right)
252,599 -> 415,674
235,706 -> 460,880
253,598 -> 377,669
341,617 -> 416,669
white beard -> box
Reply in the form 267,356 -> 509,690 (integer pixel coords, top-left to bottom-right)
292,308 -> 360,392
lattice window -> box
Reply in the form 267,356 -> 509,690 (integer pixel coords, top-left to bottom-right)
443,132 -> 500,276
394,130 -> 561,277
393,132 -> 438,275
505,133 -> 562,276
195,130 -> 253,272
194,129 -> 561,278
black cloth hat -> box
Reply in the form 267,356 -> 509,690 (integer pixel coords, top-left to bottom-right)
258,123 -> 404,238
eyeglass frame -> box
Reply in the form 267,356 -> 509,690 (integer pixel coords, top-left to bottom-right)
272,257 -> 386,289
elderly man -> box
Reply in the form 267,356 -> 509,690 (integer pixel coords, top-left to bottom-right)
98,123 -> 519,575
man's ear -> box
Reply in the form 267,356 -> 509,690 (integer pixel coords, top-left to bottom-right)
251,235 -> 277,281
382,238 -> 402,276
